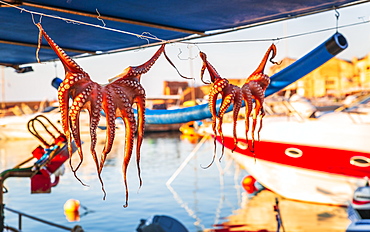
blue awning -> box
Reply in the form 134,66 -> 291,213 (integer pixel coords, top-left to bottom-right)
0,0 -> 367,67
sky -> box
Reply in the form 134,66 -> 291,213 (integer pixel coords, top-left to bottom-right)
2,2 -> 370,102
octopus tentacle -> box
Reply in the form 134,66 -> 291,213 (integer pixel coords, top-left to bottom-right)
36,23 -> 85,74
204,79 -> 230,168
99,86 -> 117,174
69,89 -> 91,186
200,51 -> 246,167
58,80 -> 74,168
119,107 -> 136,208
200,56 -> 210,84
205,88 -> 220,168
58,76 -> 74,151
162,49 -> 194,80
243,43 -> 280,151
111,44 -> 189,82
217,89 -> 234,160
231,87 -> 243,152
200,52 -> 220,84
110,78 -> 146,188
87,87 -> 105,198
217,85 -> 243,157
200,51 -> 225,143
134,95 -> 145,188
59,74 -> 90,183
249,82 -> 265,149
241,85 -> 253,148
249,44 -> 279,78
127,44 -> 166,77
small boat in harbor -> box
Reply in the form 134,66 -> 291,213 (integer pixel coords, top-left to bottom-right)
0,104 -> 120,140
346,180 -> 370,232
0,105 -> 64,140
213,93 -> 370,205
137,215 -> 188,232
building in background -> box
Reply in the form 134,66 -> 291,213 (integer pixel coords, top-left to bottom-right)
269,54 -> 370,99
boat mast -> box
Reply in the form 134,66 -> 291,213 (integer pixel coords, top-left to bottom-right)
1,66 -> 5,112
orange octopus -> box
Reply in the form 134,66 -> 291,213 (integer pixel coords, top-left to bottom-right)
200,52 -> 243,167
200,44 -> 279,163
243,44 -> 280,148
36,23 -> 187,207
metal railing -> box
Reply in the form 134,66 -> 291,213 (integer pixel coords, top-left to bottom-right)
1,115 -> 82,232
4,207 -> 81,232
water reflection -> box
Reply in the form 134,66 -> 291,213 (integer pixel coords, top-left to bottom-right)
0,133 -> 350,232
1,132 -> 247,232
207,190 -> 350,232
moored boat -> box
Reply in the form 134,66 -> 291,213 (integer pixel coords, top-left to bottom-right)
346,180 -> 370,232
0,105 -> 121,140
213,93 -> 370,205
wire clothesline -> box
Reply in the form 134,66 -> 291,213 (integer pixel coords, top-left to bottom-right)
0,0 -> 166,43
195,21 -> 370,45
1,0 -> 370,47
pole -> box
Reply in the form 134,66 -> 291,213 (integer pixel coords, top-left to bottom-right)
166,134 -> 209,186
1,66 -> 5,110
0,203 -> 4,232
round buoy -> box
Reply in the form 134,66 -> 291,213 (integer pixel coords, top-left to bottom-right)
64,199 -> 80,222
242,175 -> 257,194
64,199 -> 80,212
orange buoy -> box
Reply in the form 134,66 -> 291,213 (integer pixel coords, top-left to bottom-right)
64,199 -> 80,212
242,175 -> 257,194
64,199 -> 80,222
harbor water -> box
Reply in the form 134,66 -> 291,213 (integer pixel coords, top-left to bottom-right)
0,131 -> 350,231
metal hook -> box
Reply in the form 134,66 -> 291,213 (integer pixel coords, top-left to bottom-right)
335,8 -> 340,19
96,8 -> 106,27
176,44 -> 199,61
54,61 -> 58,77
273,38 -> 280,45
31,13 -> 42,25
188,43 -> 201,54
335,8 -> 340,33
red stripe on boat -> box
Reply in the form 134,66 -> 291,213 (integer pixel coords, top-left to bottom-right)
218,136 -> 370,178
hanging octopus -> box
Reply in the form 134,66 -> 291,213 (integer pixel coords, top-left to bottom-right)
201,44 -> 280,163
199,52 -> 243,167
242,43 -> 280,151
35,23 -> 188,207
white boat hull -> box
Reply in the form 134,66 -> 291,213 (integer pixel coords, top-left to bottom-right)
227,149 -> 365,205
215,112 -> 370,205
0,108 -> 121,140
